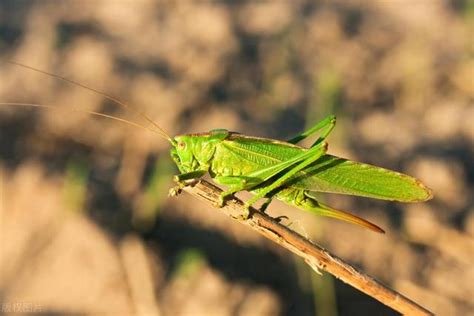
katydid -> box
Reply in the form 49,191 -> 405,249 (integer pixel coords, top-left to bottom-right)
3,61 -> 433,233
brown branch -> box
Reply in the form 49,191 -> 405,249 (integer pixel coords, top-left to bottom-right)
180,179 -> 434,316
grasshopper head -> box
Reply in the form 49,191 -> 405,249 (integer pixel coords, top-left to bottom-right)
171,131 -> 227,173
171,135 -> 198,173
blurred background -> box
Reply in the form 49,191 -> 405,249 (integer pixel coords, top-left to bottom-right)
0,1 -> 472,315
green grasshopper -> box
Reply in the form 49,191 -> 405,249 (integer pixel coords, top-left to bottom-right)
4,62 -> 433,233
169,116 -> 432,233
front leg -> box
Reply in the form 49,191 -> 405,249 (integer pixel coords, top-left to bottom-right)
169,170 -> 207,197
173,170 -> 207,182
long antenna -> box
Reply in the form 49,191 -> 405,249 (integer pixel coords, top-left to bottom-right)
6,60 -> 172,141
0,102 -> 160,134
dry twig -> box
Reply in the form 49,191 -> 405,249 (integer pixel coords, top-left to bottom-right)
180,179 -> 434,316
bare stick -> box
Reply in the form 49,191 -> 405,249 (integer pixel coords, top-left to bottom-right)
180,179 -> 434,316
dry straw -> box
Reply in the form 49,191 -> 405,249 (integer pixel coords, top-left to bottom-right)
181,179 -> 434,316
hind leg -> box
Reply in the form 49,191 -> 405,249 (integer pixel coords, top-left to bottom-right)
287,115 -> 336,147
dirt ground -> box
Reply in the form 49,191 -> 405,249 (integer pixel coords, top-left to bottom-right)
0,1 -> 473,315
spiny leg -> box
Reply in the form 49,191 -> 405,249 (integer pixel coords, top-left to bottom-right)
214,128 -> 331,216
287,115 -> 336,147
215,137 -> 332,208
244,142 -> 328,213
214,140 -> 326,216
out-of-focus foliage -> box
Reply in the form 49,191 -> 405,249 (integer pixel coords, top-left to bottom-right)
0,1 -> 472,315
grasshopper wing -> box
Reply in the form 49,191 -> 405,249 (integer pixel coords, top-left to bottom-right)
289,155 -> 433,202
221,135 -> 432,202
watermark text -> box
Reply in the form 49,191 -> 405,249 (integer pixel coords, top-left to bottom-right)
1,301 -> 43,313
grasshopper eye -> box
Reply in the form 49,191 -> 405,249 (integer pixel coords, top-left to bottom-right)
178,141 -> 186,149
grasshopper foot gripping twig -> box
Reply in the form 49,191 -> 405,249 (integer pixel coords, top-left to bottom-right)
168,185 -> 183,197
259,197 -> 274,212
214,176 -> 261,209
170,170 -> 207,197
